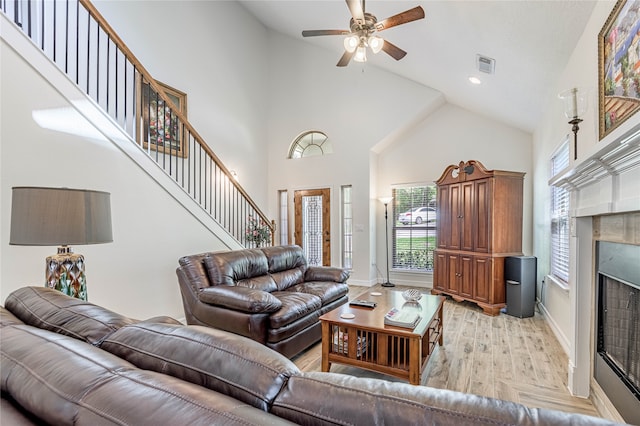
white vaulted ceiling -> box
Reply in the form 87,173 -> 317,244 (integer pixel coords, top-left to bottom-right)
239,0 -> 599,133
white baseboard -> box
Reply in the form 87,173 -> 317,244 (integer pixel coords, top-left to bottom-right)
347,279 -> 375,287
537,301 -> 570,356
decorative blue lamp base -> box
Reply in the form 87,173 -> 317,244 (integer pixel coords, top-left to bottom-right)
46,246 -> 87,300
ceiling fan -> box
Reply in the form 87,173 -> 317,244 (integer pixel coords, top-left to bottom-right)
302,0 -> 425,67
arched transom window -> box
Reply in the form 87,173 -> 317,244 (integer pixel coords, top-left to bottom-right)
288,131 -> 333,159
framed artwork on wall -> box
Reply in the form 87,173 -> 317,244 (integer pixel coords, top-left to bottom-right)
136,76 -> 188,158
598,0 -> 640,140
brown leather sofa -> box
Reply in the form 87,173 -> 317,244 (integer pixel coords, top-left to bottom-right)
176,245 -> 350,358
1,287 -> 621,426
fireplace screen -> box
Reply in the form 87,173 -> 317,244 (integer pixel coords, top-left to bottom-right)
597,274 -> 640,399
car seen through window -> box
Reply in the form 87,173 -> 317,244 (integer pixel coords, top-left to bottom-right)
398,207 -> 436,225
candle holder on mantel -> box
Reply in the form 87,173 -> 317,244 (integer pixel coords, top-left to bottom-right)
558,87 -> 588,160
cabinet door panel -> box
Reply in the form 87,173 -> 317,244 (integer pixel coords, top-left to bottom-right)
474,179 -> 491,253
437,186 -> 450,249
448,185 -> 461,250
447,254 -> 460,294
460,182 -> 475,251
474,257 -> 491,302
434,251 -> 448,291
460,255 -> 474,298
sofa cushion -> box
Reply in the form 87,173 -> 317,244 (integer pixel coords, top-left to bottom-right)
178,253 -> 212,290
205,249 -> 278,292
1,324 -> 296,426
261,245 -> 307,273
0,307 -> 24,327
237,275 -> 279,292
198,286 -> 282,313
267,313 -> 321,344
199,286 -> 282,313
4,286 -> 134,345
100,322 -> 300,411
1,395 -> 40,426
286,282 -> 349,305
305,266 -> 351,283
272,372 -> 614,426
271,268 -> 305,291
261,245 -> 307,290
269,292 -> 322,329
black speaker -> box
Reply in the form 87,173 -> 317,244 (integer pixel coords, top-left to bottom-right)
504,256 -> 537,318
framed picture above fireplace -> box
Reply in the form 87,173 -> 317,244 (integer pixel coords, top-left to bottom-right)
598,0 -> 640,140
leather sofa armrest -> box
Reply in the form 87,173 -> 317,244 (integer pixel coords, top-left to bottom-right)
198,286 -> 282,313
304,266 -> 350,283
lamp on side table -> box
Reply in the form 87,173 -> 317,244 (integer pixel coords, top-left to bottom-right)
9,187 -> 113,300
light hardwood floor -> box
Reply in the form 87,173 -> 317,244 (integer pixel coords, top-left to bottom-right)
292,284 -> 603,419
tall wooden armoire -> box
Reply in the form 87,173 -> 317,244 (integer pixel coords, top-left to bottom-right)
431,160 -> 525,316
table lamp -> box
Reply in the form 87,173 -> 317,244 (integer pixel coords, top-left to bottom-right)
9,187 -> 113,300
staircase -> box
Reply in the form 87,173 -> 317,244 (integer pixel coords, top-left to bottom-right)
1,0 -> 274,248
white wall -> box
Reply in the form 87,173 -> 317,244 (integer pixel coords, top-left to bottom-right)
378,103 -> 533,286
268,33 -> 440,285
1,1 -> 270,319
265,32 -> 443,285
263,32 -> 533,286
532,0 -> 617,348
2,0 -> 540,320
93,0 -> 270,208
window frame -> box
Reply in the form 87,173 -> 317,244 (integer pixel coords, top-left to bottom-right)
278,189 -> 289,245
288,130 -> 332,159
391,183 -> 437,273
341,185 -> 353,270
549,138 -> 571,288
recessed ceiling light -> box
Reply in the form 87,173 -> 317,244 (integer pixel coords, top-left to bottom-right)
469,76 -> 482,85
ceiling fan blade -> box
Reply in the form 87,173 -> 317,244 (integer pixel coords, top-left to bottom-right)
345,0 -> 364,24
381,40 -> 407,61
302,29 -> 349,37
376,6 -> 425,31
337,50 -> 355,67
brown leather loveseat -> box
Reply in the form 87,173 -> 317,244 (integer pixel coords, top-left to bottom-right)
1,287 -> 620,426
176,245 -> 350,358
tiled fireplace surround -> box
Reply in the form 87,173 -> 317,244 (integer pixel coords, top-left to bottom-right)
552,119 -> 640,422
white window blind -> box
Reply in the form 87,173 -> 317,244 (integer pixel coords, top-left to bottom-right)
278,190 -> 288,245
391,185 -> 437,272
341,185 -> 353,269
550,141 -> 570,285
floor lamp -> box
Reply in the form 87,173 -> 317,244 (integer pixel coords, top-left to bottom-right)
378,197 -> 394,287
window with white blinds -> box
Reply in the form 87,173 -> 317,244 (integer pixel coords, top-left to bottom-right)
341,185 -> 353,269
278,190 -> 289,245
550,140 -> 570,285
391,184 -> 437,272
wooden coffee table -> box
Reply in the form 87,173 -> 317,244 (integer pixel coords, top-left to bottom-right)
319,290 -> 444,385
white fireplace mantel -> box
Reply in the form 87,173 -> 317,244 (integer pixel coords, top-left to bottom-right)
551,118 -> 640,218
548,117 -> 640,404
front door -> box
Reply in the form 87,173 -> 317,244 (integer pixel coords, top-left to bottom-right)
294,188 -> 330,266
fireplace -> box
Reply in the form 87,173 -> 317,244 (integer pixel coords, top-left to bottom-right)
595,241 -> 640,425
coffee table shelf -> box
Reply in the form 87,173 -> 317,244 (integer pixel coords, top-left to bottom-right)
320,291 -> 444,385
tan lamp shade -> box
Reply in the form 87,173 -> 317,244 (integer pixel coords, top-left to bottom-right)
9,187 -> 112,246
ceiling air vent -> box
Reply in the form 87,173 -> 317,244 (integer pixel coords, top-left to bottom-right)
477,55 -> 495,74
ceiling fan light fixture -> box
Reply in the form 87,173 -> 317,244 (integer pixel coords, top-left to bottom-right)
344,35 -> 359,53
368,36 -> 384,54
354,45 -> 367,62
